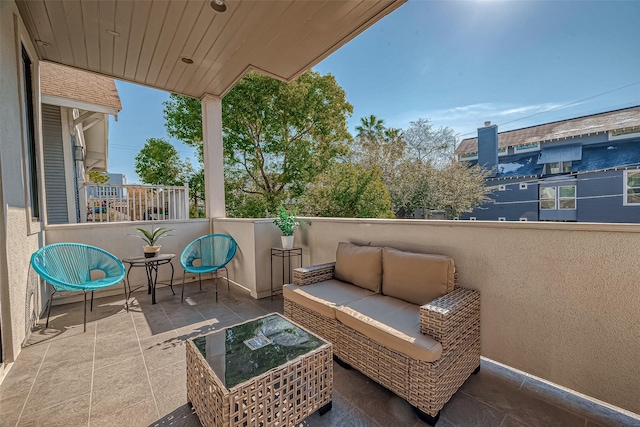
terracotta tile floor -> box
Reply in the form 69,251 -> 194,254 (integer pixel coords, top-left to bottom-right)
1,281 -> 638,427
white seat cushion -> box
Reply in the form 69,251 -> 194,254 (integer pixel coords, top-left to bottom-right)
283,279 -> 375,319
336,294 -> 442,362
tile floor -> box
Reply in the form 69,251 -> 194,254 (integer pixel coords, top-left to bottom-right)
1,281 -> 638,427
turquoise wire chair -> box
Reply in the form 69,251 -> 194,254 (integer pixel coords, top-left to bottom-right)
30,243 -> 126,332
180,234 -> 237,302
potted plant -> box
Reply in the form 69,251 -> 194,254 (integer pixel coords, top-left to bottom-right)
131,226 -> 173,258
273,205 -> 304,249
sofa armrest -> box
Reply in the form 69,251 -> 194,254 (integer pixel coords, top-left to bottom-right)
420,286 -> 480,353
293,262 -> 335,286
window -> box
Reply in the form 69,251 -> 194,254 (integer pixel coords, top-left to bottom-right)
624,170 -> 640,205
558,185 -> 576,209
98,187 -> 118,197
498,217 -> 506,221
21,46 -> 40,221
469,217 -> 477,221
545,161 -> 572,175
519,183 -> 528,190
540,187 -> 556,209
540,185 -> 576,210
519,218 -> 528,222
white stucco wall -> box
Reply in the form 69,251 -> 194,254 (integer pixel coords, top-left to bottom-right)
44,219 -> 211,303
0,0 -> 45,363
212,218 -> 287,299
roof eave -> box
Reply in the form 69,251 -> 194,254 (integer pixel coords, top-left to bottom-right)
41,94 -> 120,116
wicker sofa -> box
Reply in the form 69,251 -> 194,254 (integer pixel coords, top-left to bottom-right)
283,242 -> 480,425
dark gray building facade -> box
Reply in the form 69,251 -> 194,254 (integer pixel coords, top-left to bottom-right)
456,107 -> 640,223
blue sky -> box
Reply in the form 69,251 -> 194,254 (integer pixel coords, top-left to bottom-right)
109,0 -> 640,183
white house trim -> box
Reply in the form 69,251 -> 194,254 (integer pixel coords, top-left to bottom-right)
41,94 -> 119,117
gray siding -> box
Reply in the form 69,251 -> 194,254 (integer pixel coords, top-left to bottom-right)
42,104 -> 69,224
461,178 -> 539,221
577,169 -> 640,223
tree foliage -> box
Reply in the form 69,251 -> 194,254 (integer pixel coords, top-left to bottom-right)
87,171 -> 109,184
134,138 -> 188,186
164,71 -> 353,217
428,161 -> 493,218
301,163 -> 395,219
404,118 -> 457,168
350,116 -> 492,218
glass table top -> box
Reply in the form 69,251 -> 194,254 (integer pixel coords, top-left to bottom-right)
192,313 -> 326,389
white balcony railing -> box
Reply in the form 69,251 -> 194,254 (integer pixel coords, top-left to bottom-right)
85,184 -> 189,222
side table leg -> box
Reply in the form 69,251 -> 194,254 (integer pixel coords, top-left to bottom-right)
123,279 -> 129,312
151,262 -> 159,305
169,261 -> 176,295
146,265 -> 152,295
125,266 -> 133,301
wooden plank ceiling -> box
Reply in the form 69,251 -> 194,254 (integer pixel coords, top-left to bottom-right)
17,0 -> 405,99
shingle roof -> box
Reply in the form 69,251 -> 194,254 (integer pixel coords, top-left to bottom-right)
455,106 -> 640,155
40,62 -> 121,112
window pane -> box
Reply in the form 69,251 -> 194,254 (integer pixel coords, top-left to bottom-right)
559,186 -> 575,198
540,187 -> 556,199
559,199 -> 576,209
547,163 -> 560,174
540,200 -> 556,209
628,188 -> 640,204
562,161 -> 572,173
627,172 -> 640,188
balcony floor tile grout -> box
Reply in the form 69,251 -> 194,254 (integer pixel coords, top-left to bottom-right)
131,310 -> 161,419
87,319 -> 98,427
14,342 -> 51,427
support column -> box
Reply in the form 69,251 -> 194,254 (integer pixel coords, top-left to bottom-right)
201,94 -> 226,218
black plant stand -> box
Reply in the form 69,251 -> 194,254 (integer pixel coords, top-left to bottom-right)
270,247 -> 302,300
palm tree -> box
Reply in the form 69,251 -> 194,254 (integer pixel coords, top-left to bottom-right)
355,115 -> 385,142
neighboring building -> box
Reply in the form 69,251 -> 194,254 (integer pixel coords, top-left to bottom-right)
455,106 -> 640,222
40,62 -> 122,224
86,173 -> 127,199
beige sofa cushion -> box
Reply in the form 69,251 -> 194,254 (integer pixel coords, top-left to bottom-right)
283,279 -> 375,319
382,248 -> 455,306
334,242 -> 383,292
336,295 -> 442,362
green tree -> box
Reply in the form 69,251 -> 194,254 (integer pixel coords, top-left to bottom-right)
387,160 -> 433,217
349,116 -> 491,218
164,71 -> 353,217
351,115 -> 404,171
428,161 -> 493,218
301,163 -> 394,219
134,138 -> 187,186
188,168 -> 205,218
87,171 -> 109,184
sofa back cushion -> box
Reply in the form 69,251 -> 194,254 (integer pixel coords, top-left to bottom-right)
334,242 -> 383,292
382,248 -> 455,305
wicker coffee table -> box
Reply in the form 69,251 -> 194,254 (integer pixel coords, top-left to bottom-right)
186,313 -> 333,427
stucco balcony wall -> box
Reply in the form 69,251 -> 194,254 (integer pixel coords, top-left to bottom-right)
44,219 -> 211,304
46,217 -> 640,416
218,217 -> 640,416
211,218 -> 288,299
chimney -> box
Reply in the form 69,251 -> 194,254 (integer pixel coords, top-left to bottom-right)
477,121 -> 498,177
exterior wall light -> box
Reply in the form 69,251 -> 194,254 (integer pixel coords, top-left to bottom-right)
73,145 -> 84,162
